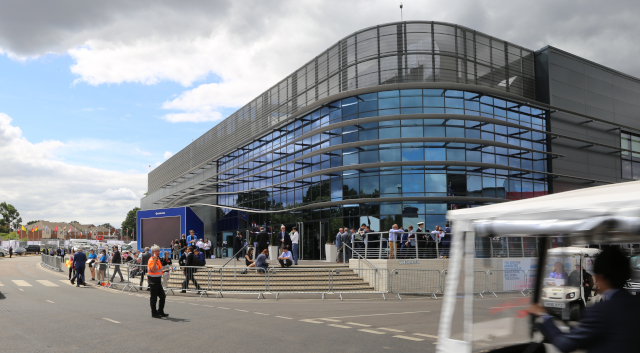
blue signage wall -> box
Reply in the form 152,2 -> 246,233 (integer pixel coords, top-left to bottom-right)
136,207 -> 204,251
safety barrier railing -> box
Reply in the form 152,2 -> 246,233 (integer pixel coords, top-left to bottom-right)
332,268 -> 388,300
164,265 -> 210,297
389,269 -> 441,299
40,254 -> 63,272
268,268 -> 332,300
486,270 -> 528,297
218,267 -> 267,299
441,270 -> 487,298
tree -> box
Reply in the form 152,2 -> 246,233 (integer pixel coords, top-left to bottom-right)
121,207 -> 140,239
27,220 -> 42,225
0,202 -> 22,233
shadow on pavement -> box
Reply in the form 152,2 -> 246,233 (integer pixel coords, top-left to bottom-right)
160,317 -> 189,323
0,292 -> 6,300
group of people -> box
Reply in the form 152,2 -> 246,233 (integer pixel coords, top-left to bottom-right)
170,230 -> 212,260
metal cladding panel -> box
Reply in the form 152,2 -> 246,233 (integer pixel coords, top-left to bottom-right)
149,21 -> 537,194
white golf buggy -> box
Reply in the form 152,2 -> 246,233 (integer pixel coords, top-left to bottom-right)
436,180 -> 640,353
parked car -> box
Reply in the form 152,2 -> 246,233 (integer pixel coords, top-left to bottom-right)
0,247 -> 7,257
24,245 -> 41,254
13,247 -> 26,256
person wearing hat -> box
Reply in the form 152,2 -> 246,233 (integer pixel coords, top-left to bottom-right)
415,222 -> 428,259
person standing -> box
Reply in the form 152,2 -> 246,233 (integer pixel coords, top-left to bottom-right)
161,251 -> 173,289
181,247 -> 202,293
87,249 -> 97,281
172,240 -> 181,260
388,224 -> 403,260
110,245 -> 124,282
234,232 -> 244,260
147,245 -> 168,319
277,225 -> 291,251
204,238 -> 212,259
196,238 -> 204,255
96,250 -> 108,285
344,229 -> 354,263
335,228 -> 344,263
71,249 -> 87,287
255,227 -> 269,256
290,227 -> 299,265
9,246 -> 12,258
139,247 -> 152,291
187,230 -> 198,249
179,234 -> 187,256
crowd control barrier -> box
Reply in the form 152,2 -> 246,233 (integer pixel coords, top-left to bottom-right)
331,268 -> 387,300
41,254 -> 64,272
389,269 -> 441,299
218,267 -> 268,299
441,270 -> 488,298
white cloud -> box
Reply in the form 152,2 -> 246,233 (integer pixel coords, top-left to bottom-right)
163,151 -> 173,160
134,147 -> 151,156
0,113 -> 146,226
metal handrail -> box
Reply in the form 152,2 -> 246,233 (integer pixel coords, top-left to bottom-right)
343,243 -> 377,269
221,244 -> 249,268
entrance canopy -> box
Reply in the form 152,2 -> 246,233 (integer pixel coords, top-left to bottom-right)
447,180 -> 640,244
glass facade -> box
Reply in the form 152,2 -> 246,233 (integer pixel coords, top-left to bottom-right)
621,131 -> 640,179
215,88 -> 548,235
149,21 -> 537,194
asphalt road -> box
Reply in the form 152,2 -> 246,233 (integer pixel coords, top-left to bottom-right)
0,255 -> 533,352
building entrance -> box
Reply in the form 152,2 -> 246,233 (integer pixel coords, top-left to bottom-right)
298,221 -> 327,260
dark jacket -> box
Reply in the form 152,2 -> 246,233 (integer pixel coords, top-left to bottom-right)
179,238 -> 187,249
539,289 -> 640,353
73,251 -> 87,269
256,231 -> 269,248
277,231 -> 292,249
111,250 -> 121,264
233,235 -> 244,253
140,252 -> 152,272
179,252 -> 187,266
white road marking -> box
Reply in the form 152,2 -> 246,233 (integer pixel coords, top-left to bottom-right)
188,303 -> 199,305
300,319 -> 324,324
37,280 -> 59,287
18,289 -> 24,291
393,335 -> 424,342
254,312 -> 269,315
0,281 -> 3,286
346,322 -> 371,327
414,333 -> 438,339
316,311 -> 430,320
203,305 -> 215,308
102,318 -> 120,324
218,307 -> 230,309
319,318 -> 341,322
358,329 -> 386,335
327,324 -> 352,329
12,280 -> 31,287
235,309 -> 248,312
275,316 -> 293,320
46,300 -> 55,304
378,328 -> 405,333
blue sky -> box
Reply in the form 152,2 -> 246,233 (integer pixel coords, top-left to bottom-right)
0,54 -> 232,174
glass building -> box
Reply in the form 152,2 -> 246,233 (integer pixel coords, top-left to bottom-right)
143,21 -> 640,259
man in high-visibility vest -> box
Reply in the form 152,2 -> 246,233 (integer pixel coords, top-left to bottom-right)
147,245 -> 168,318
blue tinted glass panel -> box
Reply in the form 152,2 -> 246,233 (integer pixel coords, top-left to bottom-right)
401,96 -> 422,107
401,127 -> 423,138
360,151 -> 378,164
401,107 -> 422,114
380,148 -> 401,162
359,100 -> 377,112
342,103 -> 358,116
378,90 -> 399,98
342,132 -> 358,143
425,148 -> 446,161
401,89 -> 422,96
424,96 -> 444,107
343,153 -> 358,166
402,148 -> 423,161
380,127 -> 400,139
360,176 -> 380,195
423,89 -> 444,97
378,108 -> 400,116
424,126 -> 445,137
359,129 -> 378,141
379,98 -> 400,109
425,174 -> 446,192
403,174 -> 425,192
446,148 -> 465,161
380,175 -> 402,193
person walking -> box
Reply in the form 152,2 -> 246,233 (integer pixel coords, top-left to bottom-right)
71,249 -> 87,287
96,250 -> 108,285
181,247 -> 202,293
290,227 -> 299,265
139,247 -> 152,290
110,245 -> 124,282
255,227 -> 269,256
68,249 -> 75,280
8,246 -> 12,258
147,245 -> 168,319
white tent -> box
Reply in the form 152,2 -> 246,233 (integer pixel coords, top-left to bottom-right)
436,180 -> 640,353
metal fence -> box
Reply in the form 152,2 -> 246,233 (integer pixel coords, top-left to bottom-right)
389,269 -> 441,299
38,257 -> 538,301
